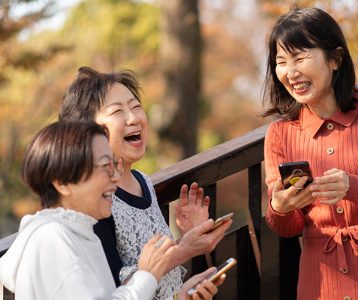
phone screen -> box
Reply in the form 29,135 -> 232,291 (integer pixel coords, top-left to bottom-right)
279,161 -> 313,189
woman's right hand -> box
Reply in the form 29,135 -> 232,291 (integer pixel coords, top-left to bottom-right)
271,176 -> 315,213
177,267 -> 226,300
138,235 -> 176,281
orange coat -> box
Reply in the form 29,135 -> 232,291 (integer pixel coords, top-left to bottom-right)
265,104 -> 358,300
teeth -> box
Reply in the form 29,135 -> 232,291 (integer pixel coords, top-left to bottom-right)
293,82 -> 310,90
126,131 -> 140,137
124,131 -> 141,142
103,192 -> 114,199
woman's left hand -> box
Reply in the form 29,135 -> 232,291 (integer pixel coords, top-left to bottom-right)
175,182 -> 210,235
178,267 -> 225,300
309,168 -> 349,204
138,235 -> 177,281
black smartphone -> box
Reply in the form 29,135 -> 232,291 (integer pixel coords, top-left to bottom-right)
279,161 -> 313,189
187,258 -> 237,296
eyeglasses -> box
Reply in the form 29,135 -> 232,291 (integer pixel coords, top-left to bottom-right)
94,157 -> 123,177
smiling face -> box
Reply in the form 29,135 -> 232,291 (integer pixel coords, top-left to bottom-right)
60,134 -> 119,220
275,44 -> 338,116
95,83 -> 148,167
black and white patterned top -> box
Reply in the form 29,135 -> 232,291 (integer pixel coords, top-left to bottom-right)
112,170 -> 186,300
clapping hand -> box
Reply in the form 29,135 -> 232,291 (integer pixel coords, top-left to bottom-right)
140,219 -> 232,282
175,182 -> 210,235
138,235 -> 176,281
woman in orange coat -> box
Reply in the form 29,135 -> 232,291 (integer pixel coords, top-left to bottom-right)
263,7 -> 358,300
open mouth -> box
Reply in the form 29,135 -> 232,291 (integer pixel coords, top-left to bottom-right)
103,191 -> 114,202
292,82 -> 311,90
124,131 -> 142,142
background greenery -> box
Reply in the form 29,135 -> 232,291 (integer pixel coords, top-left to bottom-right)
0,0 -> 357,237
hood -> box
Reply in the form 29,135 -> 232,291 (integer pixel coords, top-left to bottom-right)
0,208 -> 97,292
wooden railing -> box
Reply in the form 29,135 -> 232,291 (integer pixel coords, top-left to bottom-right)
0,124 -> 302,300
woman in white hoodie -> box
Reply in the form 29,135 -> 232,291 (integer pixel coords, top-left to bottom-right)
0,121 -> 225,300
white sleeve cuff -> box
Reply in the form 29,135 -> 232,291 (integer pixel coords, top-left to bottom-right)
112,270 -> 158,300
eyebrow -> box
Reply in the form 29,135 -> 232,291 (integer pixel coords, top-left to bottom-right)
95,154 -> 112,162
103,97 -> 138,109
276,50 -> 306,60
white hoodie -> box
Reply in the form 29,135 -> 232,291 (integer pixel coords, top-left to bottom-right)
0,208 -> 158,300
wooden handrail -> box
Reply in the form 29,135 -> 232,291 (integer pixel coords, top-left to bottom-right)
151,124 -> 268,204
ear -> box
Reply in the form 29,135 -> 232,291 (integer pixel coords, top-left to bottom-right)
52,180 -> 71,197
331,47 -> 344,71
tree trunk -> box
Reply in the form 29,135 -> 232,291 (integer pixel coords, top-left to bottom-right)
159,0 -> 201,158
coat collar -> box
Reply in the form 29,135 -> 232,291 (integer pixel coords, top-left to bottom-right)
299,104 -> 358,138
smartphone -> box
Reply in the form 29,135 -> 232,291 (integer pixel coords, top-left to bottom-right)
187,258 -> 237,296
279,161 -> 313,189
208,212 -> 234,232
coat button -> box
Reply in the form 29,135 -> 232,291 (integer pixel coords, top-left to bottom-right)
336,207 -> 344,214
327,148 -> 334,155
327,123 -> 334,130
340,268 -> 348,274
343,296 -> 351,300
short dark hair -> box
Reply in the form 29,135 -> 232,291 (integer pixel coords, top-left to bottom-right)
22,121 -> 108,208
263,7 -> 356,120
59,66 -> 141,122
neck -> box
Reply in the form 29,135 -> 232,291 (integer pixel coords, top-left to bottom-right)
307,97 -> 338,119
116,164 -> 143,197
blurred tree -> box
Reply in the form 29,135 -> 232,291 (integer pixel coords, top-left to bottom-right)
159,0 -> 201,158
0,0 -> 69,83
0,0 -> 69,226
61,0 -> 160,71
0,0 -> 357,235
0,0 -> 163,230
199,0 -> 267,143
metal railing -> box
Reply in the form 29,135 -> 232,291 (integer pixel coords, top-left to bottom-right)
0,124 -> 301,300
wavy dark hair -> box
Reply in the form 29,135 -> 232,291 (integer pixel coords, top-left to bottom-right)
59,66 -> 141,122
262,7 -> 356,120
22,121 -> 108,208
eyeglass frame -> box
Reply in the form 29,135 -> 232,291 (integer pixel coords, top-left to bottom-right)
94,156 -> 123,177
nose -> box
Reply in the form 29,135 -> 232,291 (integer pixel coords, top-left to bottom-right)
110,158 -> 123,181
110,168 -> 121,181
125,110 -> 140,125
286,62 -> 300,80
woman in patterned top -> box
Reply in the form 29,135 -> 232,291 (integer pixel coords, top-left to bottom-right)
59,67 -> 232,299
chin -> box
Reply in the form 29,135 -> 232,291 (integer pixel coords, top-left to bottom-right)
99,213 -> 111,220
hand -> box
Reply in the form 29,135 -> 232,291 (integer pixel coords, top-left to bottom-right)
271,176 -> 315,214
168,218 -> 232,267
138,235 -> 176,281
175,182 -> 210,235
177,267 -> 226,300
309,168 -> 349,205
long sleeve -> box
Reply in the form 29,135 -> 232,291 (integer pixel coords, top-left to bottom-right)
264,121 -> 305,237
112,271 -> 158,300
54,269 -> 157,300
346,173 -> 358,201
1,209 -> 160,300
